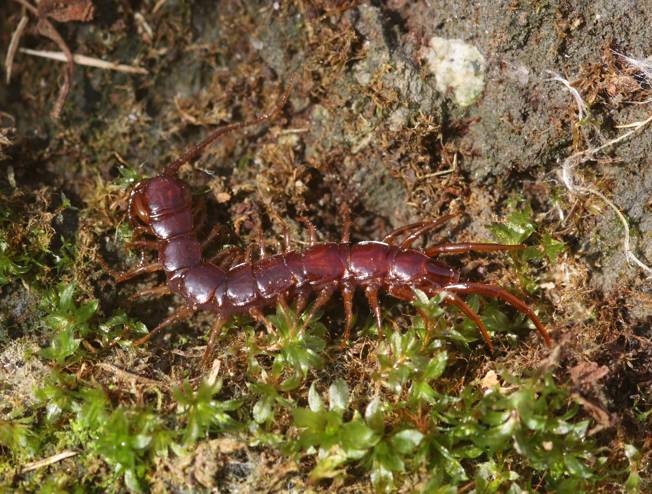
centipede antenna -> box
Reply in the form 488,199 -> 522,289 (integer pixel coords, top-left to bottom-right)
164,82 -> 292,177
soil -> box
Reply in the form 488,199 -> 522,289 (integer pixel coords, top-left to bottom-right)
1,0 -> 651,491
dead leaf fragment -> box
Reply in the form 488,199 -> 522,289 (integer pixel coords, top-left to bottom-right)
480,370 -> 500,390
38,0 -> 94,22
569,361 -> 609,387
572,393 -> 613,430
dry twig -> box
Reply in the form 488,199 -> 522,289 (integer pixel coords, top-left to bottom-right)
95,362 -> 168,389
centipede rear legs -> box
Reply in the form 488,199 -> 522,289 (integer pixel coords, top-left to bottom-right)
444,282 -> 551,346
442,293 -> 493,352
345,216 -> 456,340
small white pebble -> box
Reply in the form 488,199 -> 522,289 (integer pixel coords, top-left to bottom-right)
421,37 -> 486,107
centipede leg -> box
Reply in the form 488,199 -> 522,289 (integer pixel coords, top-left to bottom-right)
223,252 -> 245,269
249,307 -> 275,334
136,285 -> 172,299
441,292 -> 494,353
123,240 -> 161,283
125,240 -> 160,250
209,246 -> 241,265
257,223 -> 266,259
341,285 -> 355,344
364,285 -> 383,338
303,283 -> 337,328
268,212 -> 291,253
282,224 -> 291,253
277,293 -> 290,312
297,217 -> 317,245
193,198 -> 207,235
399,215 -> 458,249
201,225 -> 224,250
202,317 -> 226,369
116,262 -> 163,283
341,204 -> 351,243
133,305 -> 194,347
443,282 -> 552,347
244,244 -> 254,263
100,260 -> 163,284
128,224 -> 152,237
295,288 -> 310,315
383,221 -> 429,245
426,243 -> 525,256
383,214 -> 455,245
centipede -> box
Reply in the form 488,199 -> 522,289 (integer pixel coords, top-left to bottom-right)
108,86 -> 552,367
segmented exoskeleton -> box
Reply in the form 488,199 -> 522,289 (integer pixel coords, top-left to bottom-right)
111,90 -> 552,367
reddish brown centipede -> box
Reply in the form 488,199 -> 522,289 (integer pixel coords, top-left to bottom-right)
109,87 -> 552,367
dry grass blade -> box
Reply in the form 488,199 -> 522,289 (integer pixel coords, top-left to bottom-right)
546,71 -> 588,120
576,185 -> 652,276
21,450 -> 78,473
19,48 -> 149,75
5,15 -> 29,84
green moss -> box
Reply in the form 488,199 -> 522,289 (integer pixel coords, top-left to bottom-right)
489,195 -> 567,294
284,328 -> 602,492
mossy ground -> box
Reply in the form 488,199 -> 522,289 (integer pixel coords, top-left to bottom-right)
1,1 -> 650,492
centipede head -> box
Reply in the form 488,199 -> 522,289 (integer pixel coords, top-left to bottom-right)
128,176 -> 193,238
